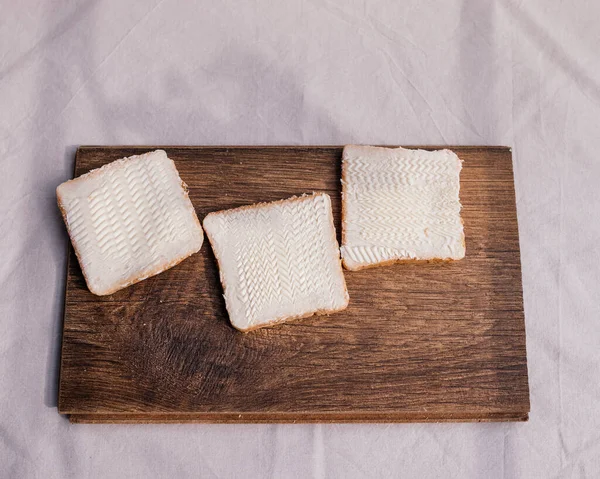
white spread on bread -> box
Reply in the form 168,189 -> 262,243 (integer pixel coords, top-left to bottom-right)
203,193 -> 349,332
341,145 -> 465,270
57,150 -> 203,295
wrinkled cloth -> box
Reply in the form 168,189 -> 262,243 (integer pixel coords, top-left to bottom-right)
1,1 -> 599,477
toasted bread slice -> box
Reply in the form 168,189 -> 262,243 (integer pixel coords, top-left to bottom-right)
57,149 -> 203,295
203,193 -> 349,332
341,145 -> 465,270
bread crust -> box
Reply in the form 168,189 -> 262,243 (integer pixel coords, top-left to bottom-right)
340,145 -> 466,271
203,192 -> 349,333
342,256 -> 460,272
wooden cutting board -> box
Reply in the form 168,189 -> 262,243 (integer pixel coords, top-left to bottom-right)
58,146 -> 529,423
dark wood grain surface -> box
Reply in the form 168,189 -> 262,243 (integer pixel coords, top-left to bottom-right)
58,146 -> 529,423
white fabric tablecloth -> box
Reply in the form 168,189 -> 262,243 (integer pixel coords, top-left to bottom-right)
2,1 -> 599,477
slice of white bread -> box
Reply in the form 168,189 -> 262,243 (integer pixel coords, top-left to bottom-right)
57,149 -> 203,296
203,193 -> 349,332
341,145 -> 465,270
